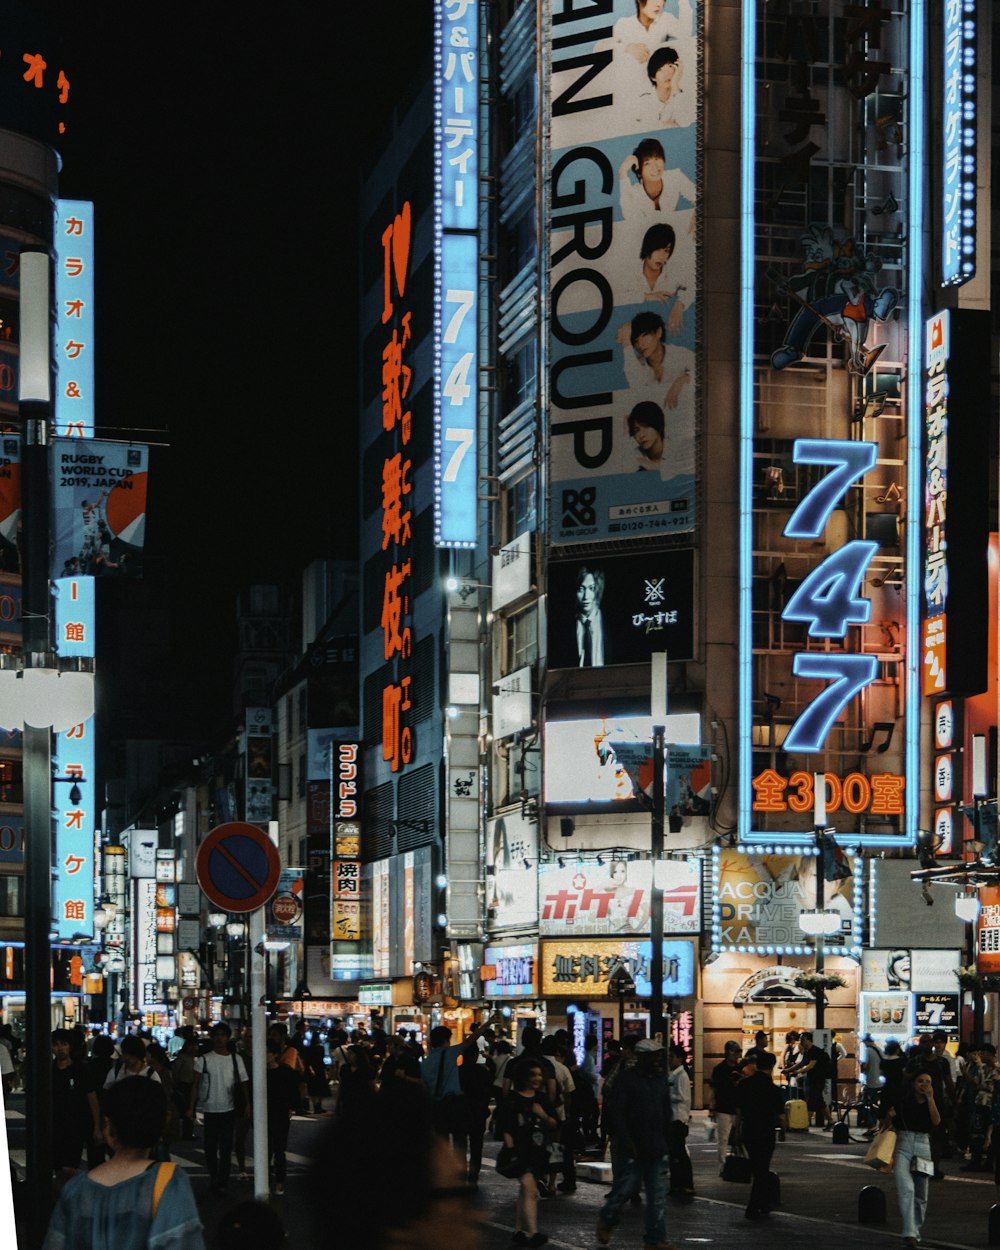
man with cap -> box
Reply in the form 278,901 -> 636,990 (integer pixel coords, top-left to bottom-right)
707,1041 -> 743,1173
596,1037 -> 677,1250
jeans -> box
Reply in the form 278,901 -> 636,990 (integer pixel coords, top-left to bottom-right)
894,1129 -> 931,1241
202,1110 -> 236,1189
714,1112 -> 735,1168
599,1154 -> 668,1245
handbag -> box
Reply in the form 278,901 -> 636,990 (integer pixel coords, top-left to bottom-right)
496,1145 -> 522,1178
546,1140 -> 566,1171
911,1155 -> 934,1176
863,1126 -> 897,1169
721,1153 -> 753,1183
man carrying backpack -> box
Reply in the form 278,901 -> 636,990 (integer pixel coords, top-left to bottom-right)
188,1022 -> 249,1195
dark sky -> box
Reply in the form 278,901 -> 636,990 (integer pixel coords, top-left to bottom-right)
45,7 -> 433,744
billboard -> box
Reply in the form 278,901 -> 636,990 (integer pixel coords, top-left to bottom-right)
940,0 -> 977,286
486,809 -> 538,930
711,846 -> 862,955
51,439 -> 148,578
543,712 -> 700,809
540,937 -> 695,998
547,0 -> 699,545
538,858 -> 700,936
55,200 -> 95,437
547,550 -> 694,668
739,0 -> 923,846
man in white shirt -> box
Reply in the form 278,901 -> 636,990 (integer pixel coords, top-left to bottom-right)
633,45 -> 695,130
189,1020 -> 249,1195
668,1044 -> 694,1200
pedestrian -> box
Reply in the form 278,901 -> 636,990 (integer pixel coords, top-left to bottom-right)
335,1043 -> 377,1118
667,1044 -> 694,1201
779,1030 -> 800,1097
145,1043 -> 180,1162
51,1027 -> 101,1182
302,1030 -> 329,1113
707,1041 -> 742,1173
600,1034 -> 640,1187
215,1200 -> 287,1250
379,1033 -> 423,1087
596,1037 -> 677,1250
886,1070 -> 940,1248
265,1038 -> 300,1196
497,1061 -> 558,1247
231,1028 -> 253,1181
421,1020 -> 493,1170
732,1050 -> 786,1220
964,1041 -> 997,1171
104,1034 -> 160,1087
188,1021 -> 249,1196
463,1033 -> 496,1187
41,1077 -> 205,1250
579,1034 -> 602,1147
540,1034 -> 576,1193
172,1038 -> 199,1140
306,1080 -> 482,1250
879,1038 -> 906,1119
268,1025 -> 307,1113
784,1030 -> 833,1128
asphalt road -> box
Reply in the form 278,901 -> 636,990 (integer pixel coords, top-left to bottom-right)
9,1102 -> 1000,1248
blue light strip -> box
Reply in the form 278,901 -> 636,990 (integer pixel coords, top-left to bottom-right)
905,0 -> 925,848
738,0 -> 757,844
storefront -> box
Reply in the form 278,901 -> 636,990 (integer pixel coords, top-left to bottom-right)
479,941 -> 544,1042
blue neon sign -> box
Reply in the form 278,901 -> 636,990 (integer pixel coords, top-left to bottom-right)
941,0 -> 976,286
434,0 -> 480,549
54,200 -> 95,438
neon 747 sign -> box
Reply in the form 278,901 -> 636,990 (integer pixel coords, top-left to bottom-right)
779,439 -> 879,753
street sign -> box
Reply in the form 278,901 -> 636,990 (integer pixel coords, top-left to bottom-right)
196,822 -> 282,914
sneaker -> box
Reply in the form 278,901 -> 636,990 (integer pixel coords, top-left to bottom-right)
536,1180 -> 551,1199
596,1214 -> 613,1245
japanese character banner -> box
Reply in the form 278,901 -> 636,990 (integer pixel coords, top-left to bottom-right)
548,0 -> 700,545
538,858 -> 700,937
51,439 -> 149,578
52,715 -> 95,940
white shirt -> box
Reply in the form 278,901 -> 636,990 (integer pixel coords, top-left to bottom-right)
613,8 -> 694,59
0,1044 -> 12,1077
669,1065 -> 691,1124
633,86 -> 695,130
619,167 -> 697,222
193,1049 -> 248,1113
104,1061 -> 161,1088
548,1055 -> 576,1121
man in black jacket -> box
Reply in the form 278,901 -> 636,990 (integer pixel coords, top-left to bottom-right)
596,1038 -> 676,1250
734,1050 -> 787,1219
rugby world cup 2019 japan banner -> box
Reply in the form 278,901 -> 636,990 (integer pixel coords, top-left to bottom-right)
51,440 -> 148,579
548,0 -> 699,545
741,0 -> 919,845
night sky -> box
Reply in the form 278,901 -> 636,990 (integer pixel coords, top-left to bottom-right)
43,7 -> 433,744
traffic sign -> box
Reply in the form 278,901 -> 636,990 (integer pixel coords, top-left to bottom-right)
196,822 -> 281,914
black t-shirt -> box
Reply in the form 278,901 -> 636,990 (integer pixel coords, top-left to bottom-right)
893,1090 -> 935,1133
710,1059 -> 742,1114
803,1046 -> 831,1078
52,1061 -> 93,1131
733,1072 -> 785,1128
266,1063 -> 301,1117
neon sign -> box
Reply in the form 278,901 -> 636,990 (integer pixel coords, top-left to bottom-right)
941,0 -> 976,286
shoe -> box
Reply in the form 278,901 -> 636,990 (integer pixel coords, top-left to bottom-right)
902,1239 -> 918,1248
596,1215 -> 613,1245
557,1182 -> 576,1193
512,1235 -> 528,1246
536,1180 -> 551,1199
527,1237 -> 548,1249
745,1208 -> 765,1219
275,1184 -> 284,1196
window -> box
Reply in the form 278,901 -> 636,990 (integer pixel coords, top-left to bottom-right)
0,875 -> 22,918
504,605 -> 538,673
502,473 -> 537,543
507,339 -> 538,409
297,753 -> 306,799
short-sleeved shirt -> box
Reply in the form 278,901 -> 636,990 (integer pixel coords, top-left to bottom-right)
193,1050 -> 248,1114
734,1073 -> 785,1130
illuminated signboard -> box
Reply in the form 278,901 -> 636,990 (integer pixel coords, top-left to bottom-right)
739,0 -> 923,846
977,886 -> 1000,974
483,943 -> 538,998
0,9 -> 74,146
547,0 -> 700,545
538,859 -> 700,936
133,878 -> 162,1010
710,846 -> 863,955
54,576 -> 94,658
55,200 -> 94,438
486,810 -> 538,930
379,198 -> 417,773
547,550 -> 695,669
543,713 -> 700,810
434,1 -> 479,548
941,0 -> 976,286
540,938 -> 695,998
923,310 -> 948,695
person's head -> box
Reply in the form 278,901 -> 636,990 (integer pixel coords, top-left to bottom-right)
630,311 -> 667,364
517,1023 -> 541,1053
635,0 -> 665,22
755,1052 -> 777,1076
646,44 -> 680,95
120,1034 -> 146,1065
51,1028 -> 74,1059
574,567 -> 605,618
540,1036 -> 560,1059
146,1041 -> 169,1070
494,1038 -> 512,1056
634,1037 -> 665,1071
266,1039 -> 282,1066
639,223 -> 676,267
308,1083 -> 480,1250
632,138 -> 666,188
754,1031 -> 767,1049
799,1031 -> 813,1047
916,1033 -> 933,1053
931,1030 -> 948,1054
210,1022 -> 232,1053
627,402 -> 666,460
668,1044 -> 686,1070
101,1076 -> 167,1150
785,1031 -> 799,1045
884,1040 -> 902,1057
429,1026 -> 452,1050
216,1200 -> 288,1250
724,1040 -> 741,1066
911,1071 -> 934,1101
514,1062 -> 544,1093
92,1033 -> 116,1060
982,1043 -> 997,1067
740,1050 -> 759,1075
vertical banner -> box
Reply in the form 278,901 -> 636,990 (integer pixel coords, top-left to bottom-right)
548,0 -> 699,544
52,717 -> 95,939
434,0 -> 480,548
55,200 -> 95,438
50,439 -> 148,578
740,0 -> 922,845
940,0 -> 977,287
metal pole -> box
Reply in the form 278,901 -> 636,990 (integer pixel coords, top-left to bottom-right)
21,246 -> 53,1250
650,726 -> 665,1040
815,825 -> 826,1031
249,907 -> 269,1201
973,801 -> 986,1045
618,989 -> 625,1042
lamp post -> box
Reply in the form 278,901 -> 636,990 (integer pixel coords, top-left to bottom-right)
794,773 -> 843,1032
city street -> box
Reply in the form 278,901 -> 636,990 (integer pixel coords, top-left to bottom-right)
9,1098 -> 1000,1249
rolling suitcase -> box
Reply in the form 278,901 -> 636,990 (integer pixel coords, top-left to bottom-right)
785,1098 -> 809,1131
